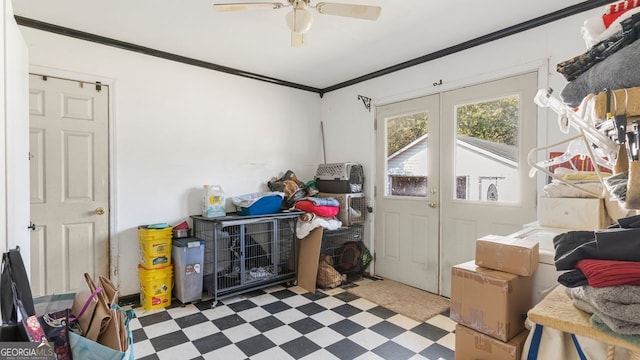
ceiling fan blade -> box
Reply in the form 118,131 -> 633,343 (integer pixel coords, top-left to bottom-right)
291,32 -> 305,47
213,2 -> 285,11
315,2 -> 381,20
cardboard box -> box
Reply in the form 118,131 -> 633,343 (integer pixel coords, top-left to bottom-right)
450,260 -> 531,342
475,235 -> 539,276
537,197 -> 611,230
455,324 -> 529,360
297,227 -> 324,293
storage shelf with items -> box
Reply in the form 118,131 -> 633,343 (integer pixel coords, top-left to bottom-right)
192,212 -> 300,303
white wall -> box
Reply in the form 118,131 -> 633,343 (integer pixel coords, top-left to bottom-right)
2,1 -> 29,260
1,0 -> 6,254
19,27 -> 323,295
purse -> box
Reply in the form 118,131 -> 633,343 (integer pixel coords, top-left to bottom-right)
0,249 -> 35,342
39,309 -> 73,360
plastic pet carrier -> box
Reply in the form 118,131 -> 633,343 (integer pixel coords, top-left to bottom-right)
315,162 -> 364,193
318,192 -> 367,225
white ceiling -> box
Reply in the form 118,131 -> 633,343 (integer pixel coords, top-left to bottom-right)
12,0 -> 600,90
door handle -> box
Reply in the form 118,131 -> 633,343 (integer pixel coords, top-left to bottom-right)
96,207 -> 105,215
428,201 -> 438,208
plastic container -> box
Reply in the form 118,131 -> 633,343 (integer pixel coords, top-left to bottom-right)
138,264 -> 173,310
138,226 -> 172,269
172,237 -> 204,303
202,185 -> 226,218
232,192 -> 284,216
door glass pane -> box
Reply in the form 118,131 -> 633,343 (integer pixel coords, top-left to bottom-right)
454,95 -> 520,202
386,112 -> 428,197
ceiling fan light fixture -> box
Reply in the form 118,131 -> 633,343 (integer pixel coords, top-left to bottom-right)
286,7 -> 313,34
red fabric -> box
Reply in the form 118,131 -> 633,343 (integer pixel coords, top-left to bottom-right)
603,0 -> 640,28
294,200 -> 339,217
576,259 -> 640,287
607,0 -> 640,14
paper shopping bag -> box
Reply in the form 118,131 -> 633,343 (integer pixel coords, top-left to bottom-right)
71,273 -> 111,341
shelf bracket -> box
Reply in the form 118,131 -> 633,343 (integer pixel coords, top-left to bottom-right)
357,95 -> 372,112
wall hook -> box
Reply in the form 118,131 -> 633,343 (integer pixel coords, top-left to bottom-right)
433,79 -> 443,87
357,95 -> 372,112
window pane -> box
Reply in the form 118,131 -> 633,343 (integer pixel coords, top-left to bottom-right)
454,96 -> 519,203
386,112 -> 428,197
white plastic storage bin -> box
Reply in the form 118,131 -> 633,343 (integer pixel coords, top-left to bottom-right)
172,237 -> 205,303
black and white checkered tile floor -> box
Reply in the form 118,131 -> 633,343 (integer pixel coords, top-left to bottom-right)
130,278 -> 456,360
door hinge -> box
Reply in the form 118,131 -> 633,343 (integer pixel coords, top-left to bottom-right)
28,152 -> 34,160
96,81 -> 102,92
374,186 -> 377,197
374,119 -> 377,131
373,251 -> 376,262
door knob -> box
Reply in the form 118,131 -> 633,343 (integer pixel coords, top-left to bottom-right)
96,207 -> 105,215
428,201 -> 438,208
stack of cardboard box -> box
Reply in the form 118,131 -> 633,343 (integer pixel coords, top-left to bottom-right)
450,235 -> 539,360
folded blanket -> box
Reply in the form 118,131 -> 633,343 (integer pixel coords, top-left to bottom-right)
543,182 -> 603,198
591,313 -> 640,346
295,213 -> 342,239
560,36 -> 640,108
557,269 -> 589,288
576,259 -> 640,287
553,231 -> 598,270
595,227 -> 640,260
303,197 -> 340,207
568,285 -> 640,334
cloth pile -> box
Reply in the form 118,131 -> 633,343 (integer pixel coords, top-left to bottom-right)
554,214 -> 640,340
543,168 -> 607,198
294,198 -> 342,238
266,170 -> 346,238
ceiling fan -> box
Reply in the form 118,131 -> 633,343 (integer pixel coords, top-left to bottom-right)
213,0 -> 382,47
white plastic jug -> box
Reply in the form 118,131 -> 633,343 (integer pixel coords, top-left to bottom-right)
202,185 -> 226,218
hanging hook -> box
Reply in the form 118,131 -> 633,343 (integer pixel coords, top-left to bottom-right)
433,79 -> 443,86
357,95 -> 372,112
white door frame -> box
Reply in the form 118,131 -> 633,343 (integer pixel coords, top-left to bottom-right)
29,65 -> 119,285
369,60 -> 549,294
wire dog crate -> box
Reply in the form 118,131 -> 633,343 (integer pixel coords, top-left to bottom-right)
320,224 -> 365,274
192,213 -> 299,303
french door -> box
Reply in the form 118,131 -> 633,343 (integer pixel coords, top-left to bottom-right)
374,72 -> 538,296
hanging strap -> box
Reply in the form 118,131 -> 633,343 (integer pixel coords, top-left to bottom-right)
527,324 -> 588,360
70,287 -> 103,322
571,333 -> 588,360
527,324 -> 544,360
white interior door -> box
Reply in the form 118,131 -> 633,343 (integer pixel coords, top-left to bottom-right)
374,95 -> 440,293
29,74 -> 110,296
374,72 -> 538,297
439,72 -> 538,297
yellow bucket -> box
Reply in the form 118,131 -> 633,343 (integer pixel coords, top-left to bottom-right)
138,226 -> 172,269
138,264 -> 173,310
